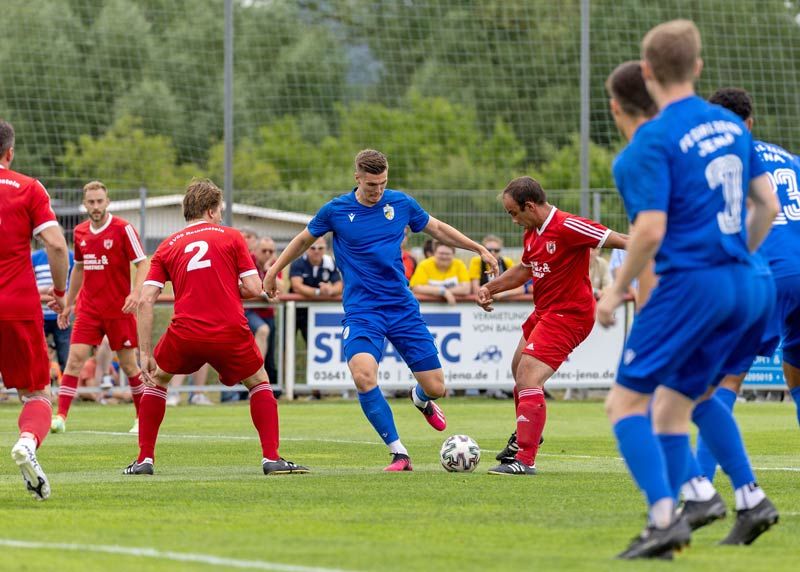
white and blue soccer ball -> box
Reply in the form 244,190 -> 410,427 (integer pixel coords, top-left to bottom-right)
439,435 -> 480,472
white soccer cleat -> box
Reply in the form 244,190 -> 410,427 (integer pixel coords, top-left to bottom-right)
50,415 -> 66,434
11,439 -> 51,501
129,418 -> 139,434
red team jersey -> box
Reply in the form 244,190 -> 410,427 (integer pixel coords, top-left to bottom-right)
145,221 -> 258,341
521,208 -> 610,315
0,166 -> 59,320
73,215 -> 146,318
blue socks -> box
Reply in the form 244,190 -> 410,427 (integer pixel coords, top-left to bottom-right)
791,387 -> 800,427
657,434 -> 691,501
358,386 -> 399,445
692,393 -> 755,489
613,415 -> 672,506
695,387 -> 737,481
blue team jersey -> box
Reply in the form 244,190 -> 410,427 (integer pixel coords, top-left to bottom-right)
31,248 -> 74,320
612,96 -> 767,274
307,189 -> 430,315
752,140 -> 800,279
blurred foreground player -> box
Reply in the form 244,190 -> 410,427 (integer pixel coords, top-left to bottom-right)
125,179 -> 308,476
0,119 -> 70,500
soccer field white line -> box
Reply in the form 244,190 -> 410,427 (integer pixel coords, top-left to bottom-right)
0,538 -> 354,572
68,431 -> 800,472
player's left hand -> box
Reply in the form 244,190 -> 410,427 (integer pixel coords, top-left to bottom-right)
596,286 -> 623,328
122,292 -> 139,314
479,247 -> 500,279
476,286 -> 494,312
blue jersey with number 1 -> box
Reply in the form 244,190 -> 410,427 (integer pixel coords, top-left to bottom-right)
307,189 -> 430,316
612,95 -> 767,275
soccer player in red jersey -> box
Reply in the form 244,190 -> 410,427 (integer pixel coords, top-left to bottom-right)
124,179 -> 308,476
0,119 -> 70,500
53,181 -> 149,434
478,176 -> 627,475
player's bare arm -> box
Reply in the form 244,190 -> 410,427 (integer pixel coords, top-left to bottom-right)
746,173 -> 780,252
240,273 -> 263,299
477,263 -> 529,312
39,224 -> 69,313
264,228 -> 317,297
422,216 -> 499,278
57,262 -> 84,329
137,283 -> 161,385
123,257 -> 151,314
602,231 -> 629,250
597,210 -> 666,327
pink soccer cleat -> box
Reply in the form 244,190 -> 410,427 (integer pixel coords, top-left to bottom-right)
412,395 -> 447,432
383,453 -> 413,472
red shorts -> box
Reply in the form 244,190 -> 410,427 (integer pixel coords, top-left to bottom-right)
0,319 -> 50,391
71,312 -> 138,351
521,310 -> 595,371
154,327 -> 264,386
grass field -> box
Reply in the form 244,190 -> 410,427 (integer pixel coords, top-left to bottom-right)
0,398 -> 797,571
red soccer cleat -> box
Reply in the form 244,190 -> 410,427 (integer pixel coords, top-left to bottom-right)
383,453 -> 413,472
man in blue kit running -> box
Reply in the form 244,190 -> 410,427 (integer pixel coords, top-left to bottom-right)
265,149 -> 498,471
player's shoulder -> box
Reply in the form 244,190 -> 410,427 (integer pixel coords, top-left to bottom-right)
1,167 -> 36,189
74,219 -> 91,234
325,191 -> 357,209
110,214 -> 134,229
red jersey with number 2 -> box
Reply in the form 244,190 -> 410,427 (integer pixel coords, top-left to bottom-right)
521,208 -> 610,315
145,222 -> 257,341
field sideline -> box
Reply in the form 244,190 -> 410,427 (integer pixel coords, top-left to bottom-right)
0,398 -> 797,571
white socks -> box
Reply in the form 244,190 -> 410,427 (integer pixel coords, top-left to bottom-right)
388,440 -> 408,455
649,498 -> 675,529
735,482 -> 766,510
680,476 -> 717,502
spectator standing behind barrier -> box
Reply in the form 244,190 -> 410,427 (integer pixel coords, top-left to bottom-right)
401,227 -> 417,280
410,242 -> 470,305
469,235 -> 514,295
32,247 -> 75,372
289,237 -> 343,340
589,247 -> 613,297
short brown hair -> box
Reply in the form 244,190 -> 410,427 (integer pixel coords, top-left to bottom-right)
432,241 -> 455,254
641,20 -> 701,85
0,120 -> 15,156
183,178 -> 223,222
482,234 -> 503,247
503,177 -> 547,208
355,149 -> 388,175
83,180 -> 108,196
606,61 -> 658,118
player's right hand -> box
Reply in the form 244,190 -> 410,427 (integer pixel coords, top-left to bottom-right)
139,354 -> 158,387
476,286 -> 494,312
263,272 -> 278,299
56,304 -> 72,329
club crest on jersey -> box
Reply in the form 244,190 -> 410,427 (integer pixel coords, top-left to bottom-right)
104,239 -> 114,249
546,241 -> 556,254
383,204 -> 394,220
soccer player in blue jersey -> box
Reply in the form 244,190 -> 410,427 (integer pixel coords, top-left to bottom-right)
264,149 -> 499,471
690,87 -> 800,478
597,20 -> 780,558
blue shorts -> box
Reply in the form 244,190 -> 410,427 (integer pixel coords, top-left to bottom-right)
245,310 -> 268,333
341,309 -> 440,372
617,264 -> 771,399
771,274 -> 800,354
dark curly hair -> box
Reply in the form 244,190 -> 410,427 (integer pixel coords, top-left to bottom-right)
709,87 -> 752,122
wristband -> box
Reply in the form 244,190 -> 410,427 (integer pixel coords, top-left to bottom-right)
314,288 -> 321,297
52,287 -> 66,298
439,286 -> 447,297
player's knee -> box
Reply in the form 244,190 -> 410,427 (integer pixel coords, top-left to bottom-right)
423,381 -> 446,399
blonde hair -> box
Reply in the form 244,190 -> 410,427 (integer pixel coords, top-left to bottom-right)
82,180 -> 108,196
641,19 -> 701,85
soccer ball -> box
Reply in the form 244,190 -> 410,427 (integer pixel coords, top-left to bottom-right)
439,435 -> 480,472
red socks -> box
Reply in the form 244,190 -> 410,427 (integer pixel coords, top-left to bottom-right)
128,372 -> 144,415
57,374 -> 79,418
515,387 -> 547,466
249,382 -> 280,460
138,385 -> 167,462
19,396 -> 52,448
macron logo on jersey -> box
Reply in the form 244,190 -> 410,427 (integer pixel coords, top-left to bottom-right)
348,213 -> 355,222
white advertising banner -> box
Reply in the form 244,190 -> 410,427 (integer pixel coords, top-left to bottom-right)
305,302 -> 627,389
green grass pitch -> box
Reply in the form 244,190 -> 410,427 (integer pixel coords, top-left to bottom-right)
0,398 -> 797,571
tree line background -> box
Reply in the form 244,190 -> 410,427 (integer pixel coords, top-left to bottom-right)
2,0 -> 800,238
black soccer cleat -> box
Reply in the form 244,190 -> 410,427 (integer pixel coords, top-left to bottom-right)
487,459 -> 537,475
616,515 -> 691,559
123,458 -> 154,475
262,457 -> 310,475
495,431 -> 543,464
678,492 -> 727,531
719,497 -> 779,545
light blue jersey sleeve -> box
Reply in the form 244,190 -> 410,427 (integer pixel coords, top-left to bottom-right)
406,195 -> 430,232
308,202 -> 334,237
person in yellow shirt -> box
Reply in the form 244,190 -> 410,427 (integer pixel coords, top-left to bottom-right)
410,242 -> 470,305
469,235 -> 515,294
